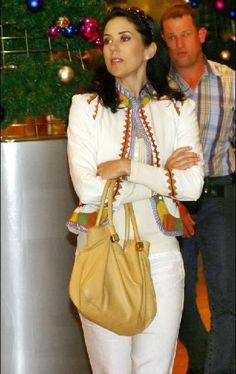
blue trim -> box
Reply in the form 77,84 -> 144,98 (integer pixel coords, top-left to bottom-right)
66,217 -> 109,234
116,82 -> 183,237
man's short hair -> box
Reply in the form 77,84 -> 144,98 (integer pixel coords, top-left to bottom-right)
160,3 -> 201,32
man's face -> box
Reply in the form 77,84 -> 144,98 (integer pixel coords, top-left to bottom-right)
162,15 -> 206,69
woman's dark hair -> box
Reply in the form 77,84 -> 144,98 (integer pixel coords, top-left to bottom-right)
88,7 -> 184,112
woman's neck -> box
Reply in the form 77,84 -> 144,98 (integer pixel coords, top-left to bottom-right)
116,75 -> 147,99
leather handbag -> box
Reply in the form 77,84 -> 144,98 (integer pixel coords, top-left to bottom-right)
69,179 -> 157,336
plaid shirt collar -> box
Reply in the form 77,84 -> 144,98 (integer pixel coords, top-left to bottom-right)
169,56 -> 221,92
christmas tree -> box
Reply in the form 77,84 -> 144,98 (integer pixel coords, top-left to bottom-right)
1,0 -> 235,130
197,0 -> 235,68
0,0 -> 106,129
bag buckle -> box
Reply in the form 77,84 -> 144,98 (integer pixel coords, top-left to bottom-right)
110,233 -> 119,243
136,242 -> 144,251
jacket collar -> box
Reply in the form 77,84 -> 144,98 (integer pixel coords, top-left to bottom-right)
116,81 -> 156,108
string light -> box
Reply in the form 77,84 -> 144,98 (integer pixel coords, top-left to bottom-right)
228,9 -> 236,19
220,49 -> 231,60
215,0 -> 225,10
190,1 -> 199,8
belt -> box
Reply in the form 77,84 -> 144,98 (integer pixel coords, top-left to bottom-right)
204,172 -> 235,186
203,172 -> 235,198
203,184 -> 224,197
182,173 -> 235,214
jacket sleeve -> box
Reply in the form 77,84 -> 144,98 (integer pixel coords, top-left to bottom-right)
67,95 -> 152,207
127,99 -> 204,201
67,94 -> 105,205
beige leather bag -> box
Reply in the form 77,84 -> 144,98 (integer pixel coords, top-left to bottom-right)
69,179 -> 157,336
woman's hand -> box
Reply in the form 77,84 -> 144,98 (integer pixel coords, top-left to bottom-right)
165,146 -> 200,170
97,158 -> 131,180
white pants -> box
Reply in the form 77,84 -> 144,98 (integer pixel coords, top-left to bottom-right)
79,250 -> 185,374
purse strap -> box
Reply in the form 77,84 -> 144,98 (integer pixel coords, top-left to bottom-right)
95,180 -> 144,249
126,203 -> 144,249
95,179 -> 113,226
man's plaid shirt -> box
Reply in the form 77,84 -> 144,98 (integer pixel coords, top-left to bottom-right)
169,58 -> 235,177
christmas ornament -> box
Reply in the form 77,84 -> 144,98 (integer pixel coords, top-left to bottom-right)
60,25 -> 75,38
0,63 -> 18,70
56,16 -> 70,29
215,0 -> 225,10
79,17 -> 100,41
222,32 -> 236,42
26,0 -> 43,12
94,37 -> 103,48
190,0 -> 199,8
48,26 -> 60,38
220,49 -> 231,60
228,9 -> 236,19
58,66 -> 74,83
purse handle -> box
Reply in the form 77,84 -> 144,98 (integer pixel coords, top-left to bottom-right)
95,179 -> 113,226
96,180 -> 144,250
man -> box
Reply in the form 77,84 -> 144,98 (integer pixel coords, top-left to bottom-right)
161,4 -> 235,374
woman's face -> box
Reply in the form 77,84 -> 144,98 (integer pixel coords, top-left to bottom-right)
103,16 -> 152,83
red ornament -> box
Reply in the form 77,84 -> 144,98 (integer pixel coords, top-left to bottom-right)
78,17 -> 99,41
48,26 -> 60,38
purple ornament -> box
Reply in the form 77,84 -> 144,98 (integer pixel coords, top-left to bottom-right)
94,37 -> 103,48
78,17 -> 100,41
26,0 -> 43,12
190,0 -> 199,8
48,26 -> 60,38
228,9 -> 236,19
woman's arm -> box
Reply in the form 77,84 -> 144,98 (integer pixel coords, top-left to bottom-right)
67,95 -> 152,206
97,99 -> 204,202
129,99 -> 204,201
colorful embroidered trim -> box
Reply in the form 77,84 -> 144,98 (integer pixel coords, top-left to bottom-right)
67,209 -> 108,234
67,196 -> 183,236
153,195 -> 183,235
165,168 -> 178,198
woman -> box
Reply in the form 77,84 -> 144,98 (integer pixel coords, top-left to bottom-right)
67,7 -> 204,373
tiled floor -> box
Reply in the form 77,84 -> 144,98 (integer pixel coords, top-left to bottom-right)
173,271 -> 211,374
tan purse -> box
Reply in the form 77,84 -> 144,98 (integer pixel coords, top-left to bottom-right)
69,179 -> 157,336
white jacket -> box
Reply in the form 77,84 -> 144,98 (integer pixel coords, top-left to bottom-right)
67,88 -> 204,244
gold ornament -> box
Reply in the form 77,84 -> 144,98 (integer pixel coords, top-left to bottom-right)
222,32 -> 236,42
0,63 -> 18,70
56,16 -> 70,28
220,49 -> 231,61
58,66 -> 74,83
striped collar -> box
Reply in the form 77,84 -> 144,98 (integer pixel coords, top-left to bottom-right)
169,56 -> 221,92
116,81 -> 156,108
